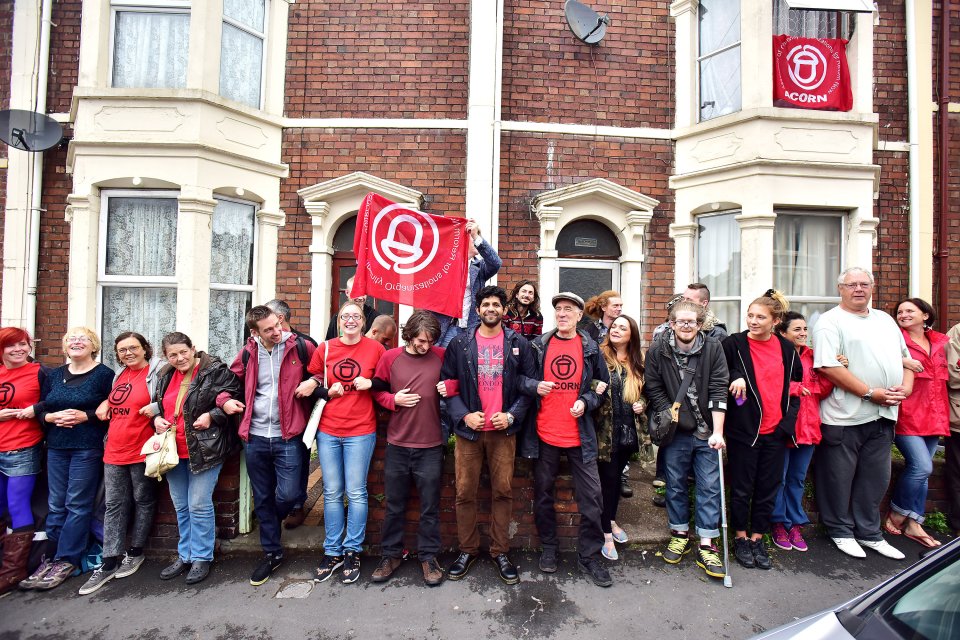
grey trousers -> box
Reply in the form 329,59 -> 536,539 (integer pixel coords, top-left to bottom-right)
102,462 -> 158,558
814,418 -> 894,541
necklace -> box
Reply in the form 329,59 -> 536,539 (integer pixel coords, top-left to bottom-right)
119,363 -> 149,389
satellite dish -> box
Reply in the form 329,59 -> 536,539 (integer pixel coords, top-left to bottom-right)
565,0 -> 610,45
0,109 -> 64,152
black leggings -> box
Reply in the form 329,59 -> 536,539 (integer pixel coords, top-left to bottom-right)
597,447 -> 633,534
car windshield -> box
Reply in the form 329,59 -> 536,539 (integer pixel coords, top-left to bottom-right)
888,560 -> 960,640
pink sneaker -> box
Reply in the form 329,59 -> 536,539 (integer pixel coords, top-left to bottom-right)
772,523 -> 791,550
788,526 -> 808,552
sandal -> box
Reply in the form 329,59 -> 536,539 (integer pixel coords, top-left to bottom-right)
903,530 -> 941,549
883,514 -> 904,536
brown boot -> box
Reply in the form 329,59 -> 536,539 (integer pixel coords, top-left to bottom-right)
421,558 -> 444,587
0,529 -> 35,595
370,556 -> 402,583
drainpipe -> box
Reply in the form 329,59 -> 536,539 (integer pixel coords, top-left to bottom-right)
905,0 -> 921,298
24,0 -> 54,339
938,0 -> 953,330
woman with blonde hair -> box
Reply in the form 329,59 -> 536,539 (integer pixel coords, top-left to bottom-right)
722,291 -> 802,571
20,327 -> 114,592
596,314 -> 647,560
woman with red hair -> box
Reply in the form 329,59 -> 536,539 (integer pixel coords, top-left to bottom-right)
0,327 -> 49,594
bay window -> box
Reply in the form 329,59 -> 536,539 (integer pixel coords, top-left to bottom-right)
111,1 -> 190,89
208,197 -> 257,361
698,0 -> 741,122
220,0 -> 267,108
773,212 -> 843,328
696,212 -> 741,331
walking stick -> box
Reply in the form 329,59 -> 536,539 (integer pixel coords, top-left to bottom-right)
717,447 -> 733,588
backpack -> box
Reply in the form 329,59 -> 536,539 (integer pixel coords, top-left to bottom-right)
241,336 -> 309,381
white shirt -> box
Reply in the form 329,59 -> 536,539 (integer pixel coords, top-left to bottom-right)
812,306 -> 908,425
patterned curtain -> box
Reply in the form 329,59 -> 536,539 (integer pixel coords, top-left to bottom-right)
208,199 -> 255,361
773,0 -> 838,37
220,0 -> 265,108
105,198 -> 178,276
113,11 -> 190,89
101,287 -> 177,370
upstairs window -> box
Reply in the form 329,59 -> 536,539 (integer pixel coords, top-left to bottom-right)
220,0 -> 267,108
774,0 -> 842,38
698,0 -> 741,122
111,2 -> 190,89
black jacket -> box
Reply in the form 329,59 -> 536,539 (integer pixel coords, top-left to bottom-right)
153,352 -> 242,473
440,327 -> 536,441
721,332 -> 802,446
519,329 -> 610,463
643,332 -> 729,434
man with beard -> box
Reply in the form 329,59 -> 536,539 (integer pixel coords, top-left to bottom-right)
520,292 -> 611,587
644,300 -> 730,580
441,286 -> 535,584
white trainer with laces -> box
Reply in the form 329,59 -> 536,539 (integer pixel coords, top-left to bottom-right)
832,537 -> 866,558
857,538 -> 905,560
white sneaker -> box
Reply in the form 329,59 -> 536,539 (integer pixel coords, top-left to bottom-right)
832,537 -> 866,558
857,538 -> 905,560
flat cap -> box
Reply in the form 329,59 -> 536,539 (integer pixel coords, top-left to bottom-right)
551,291 -> 585,310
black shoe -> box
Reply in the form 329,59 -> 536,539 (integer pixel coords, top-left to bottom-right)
751,539 -> 772,570
160,558 -> 188,580
341,551 -> 361,584
493,554 -> 519,585
734,538 -> 755,569
662,533 -> 691,564
446,552 -> 478,581
620,479 -> 633,498
314,555 -> 344,583
578,557 -> 613,587
250,553 -> 283,586
652,492 -> 666,507
539,547 -> 559,573
185,560 -> 211,585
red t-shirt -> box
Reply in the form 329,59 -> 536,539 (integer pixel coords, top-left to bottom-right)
0,362 -> 44,451
748,336 -> 784,435
537,336 -> 583,448
162,367 -> 198,459
476,330 -> 505,430
308,337 -> 385,437
104,366 -> 154,465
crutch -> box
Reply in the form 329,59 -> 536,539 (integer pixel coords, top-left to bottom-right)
717,447 -> 733,588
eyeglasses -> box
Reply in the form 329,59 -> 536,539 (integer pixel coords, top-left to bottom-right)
117,346 -> 142,355
671,320 -> 700,328
66,336 -> 91,344
340,314 -> 363,322
840,282 -> 873,290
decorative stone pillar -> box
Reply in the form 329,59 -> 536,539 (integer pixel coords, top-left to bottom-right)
736,208 -> 777,319
65,191 -> 101,330
306,200 -> 333,340
669,222 -> 699,291
622,210 -> 654,320
176,186 -> 217,349
536,205 -> 562,332
255,209 -> 285,303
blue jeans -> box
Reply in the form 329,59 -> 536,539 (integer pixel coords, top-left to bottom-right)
892,435 -> 940,523
244,435 -> 303,554
317,431 -> 376,555
46,448 -> 103,566
165,462 -> 223,562
661,432 -> 721,538
771,444 -> 815,529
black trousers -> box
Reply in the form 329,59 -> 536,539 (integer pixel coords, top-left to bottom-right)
727,432 -> 787,535
814,419 -> 893,540
380,443 -> 443,562
947,431 -> 960,532
534,441 -> 604,561
597,447 -> 632,534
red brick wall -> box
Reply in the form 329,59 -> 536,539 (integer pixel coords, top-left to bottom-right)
47,0 -> 82,114
503,0 -> 674,129
34,151 -> 71,365
873,151 -> 911,314
284,1 -> 470,119
498,132 -> 675,338
874,1 -> 908,141
277,128 -> 468,324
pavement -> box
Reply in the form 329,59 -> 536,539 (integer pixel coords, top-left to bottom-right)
0,530 -> 945,640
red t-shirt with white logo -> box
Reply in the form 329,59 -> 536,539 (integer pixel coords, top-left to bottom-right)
104,366 -> 154,465
308,337 -> 386,437
476,330 -> 505,430
0,362 -> 44,451
537,336 -> 583,448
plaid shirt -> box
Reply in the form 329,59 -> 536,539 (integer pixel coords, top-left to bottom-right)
503,309 -> 543,341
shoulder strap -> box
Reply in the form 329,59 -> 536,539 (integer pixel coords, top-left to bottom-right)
670,354 -> 700,418
295,336 -> 308,380
242,348 -> 249,368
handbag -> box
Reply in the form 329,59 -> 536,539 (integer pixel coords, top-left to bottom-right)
301,341 -> 329,447
649,355 -> 700,447
141,429 -> 179,479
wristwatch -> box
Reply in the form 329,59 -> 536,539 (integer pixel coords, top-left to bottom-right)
861,388 -> 874,401
506,413 -> 515,427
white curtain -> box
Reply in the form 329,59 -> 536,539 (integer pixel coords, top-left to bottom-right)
208,290 -> 251,362
220,23 -> 263,108
113,11 -> 189,89
773,214 -> 842,297
211,199 -> 255,285
697,213 -> 741,298
105,197 -> 178,277
224,0 -> 265,30
773,0 -> 838,37
101,287 -> 177,370
698,0 -> 742,120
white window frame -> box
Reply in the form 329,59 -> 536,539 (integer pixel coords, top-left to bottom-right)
696,0 -> 742,122
109,1 -> 191,90
556,259 -> 622,297
220,0 -> 269,109
773,209 -> 845,309
210,195 -> 260,298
